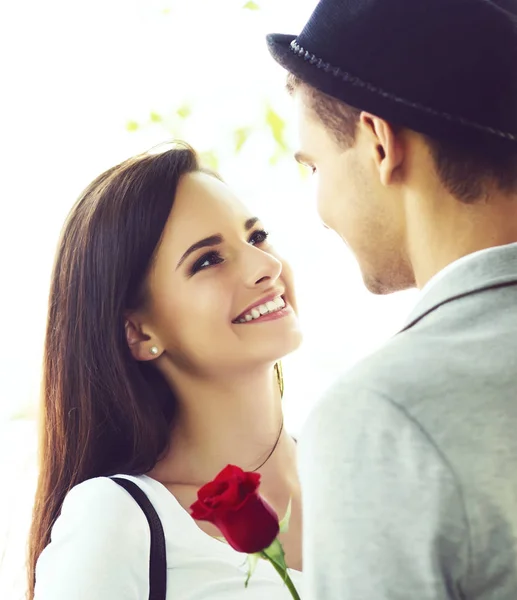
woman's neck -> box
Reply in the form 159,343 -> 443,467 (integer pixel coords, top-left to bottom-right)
149,365 -> 297,489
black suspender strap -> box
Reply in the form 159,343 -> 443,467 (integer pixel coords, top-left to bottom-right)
110,477 -> 167,600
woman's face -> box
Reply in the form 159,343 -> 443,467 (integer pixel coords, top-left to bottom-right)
138,171 -> 302,376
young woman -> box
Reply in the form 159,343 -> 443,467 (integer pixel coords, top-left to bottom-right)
28,144 -> 303,599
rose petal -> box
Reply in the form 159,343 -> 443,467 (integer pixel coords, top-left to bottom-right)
190,498 -> 215,521
196,466 -> 255,512
198,480 -> 227,501
213,465 -> 242,483
213,493 -> 280,554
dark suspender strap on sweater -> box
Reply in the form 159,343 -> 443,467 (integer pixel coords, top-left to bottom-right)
110,477 -> 167,600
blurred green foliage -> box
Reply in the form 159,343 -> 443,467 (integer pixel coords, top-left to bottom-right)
176,105 -> 192,120
126,120 -> 140,132
266,104 -> 288,152
126,101 -> 291,169
125,0 -> 297,170
234,127 -> 252,153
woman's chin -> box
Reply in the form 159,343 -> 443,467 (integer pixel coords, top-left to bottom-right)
260,328 -> 304,363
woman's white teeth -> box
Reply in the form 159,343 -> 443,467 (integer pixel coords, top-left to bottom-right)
237,296 -> 286,323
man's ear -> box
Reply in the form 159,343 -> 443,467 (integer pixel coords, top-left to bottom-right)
125,317 -> 163,362
359,112 -> 404,186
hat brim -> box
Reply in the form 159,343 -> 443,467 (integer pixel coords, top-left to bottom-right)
266,33 -> 516,152
267,31 -> 397,122
267,32 -> 349,96
266,31 -> 387,115
266,33 -> 298,73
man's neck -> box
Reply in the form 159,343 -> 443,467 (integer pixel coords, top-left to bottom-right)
410,189 -> 517,289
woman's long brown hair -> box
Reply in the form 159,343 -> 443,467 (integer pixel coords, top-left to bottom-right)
27,145 -> 199,598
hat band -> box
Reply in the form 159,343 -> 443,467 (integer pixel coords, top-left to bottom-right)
290,40 -> 517,143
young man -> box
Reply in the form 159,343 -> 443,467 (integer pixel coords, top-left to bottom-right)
267,0 -> 517,598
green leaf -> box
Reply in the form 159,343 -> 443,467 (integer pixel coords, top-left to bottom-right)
150,111 -> 162,123
176,105 -> 192,119
265,106 -> 287,151
243,1 -> 260,9
279,498 -> 292,534
126,120 -> 139,132
262,538 -> 288,574
245,553 -> 261,588
234,127 -> 252,153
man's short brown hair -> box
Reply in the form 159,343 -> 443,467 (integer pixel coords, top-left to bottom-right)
287,73 -> 517,203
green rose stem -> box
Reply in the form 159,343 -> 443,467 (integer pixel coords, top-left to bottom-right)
259,538 -> 301,600
261,553 -> 300,599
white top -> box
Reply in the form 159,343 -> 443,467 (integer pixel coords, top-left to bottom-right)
34,474 -> 303,600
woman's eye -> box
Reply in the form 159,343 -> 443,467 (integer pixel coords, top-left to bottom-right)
249,229 -> 269,246
190,251 -> 224,275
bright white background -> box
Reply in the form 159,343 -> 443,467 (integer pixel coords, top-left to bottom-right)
0,1 -> 417,597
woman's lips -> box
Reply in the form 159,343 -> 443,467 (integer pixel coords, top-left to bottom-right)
233,295 -> 288,323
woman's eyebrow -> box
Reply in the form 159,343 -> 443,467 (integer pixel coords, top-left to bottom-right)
176,234 -> 223,269
176,217 -> 260,270
245,216 -> 259,230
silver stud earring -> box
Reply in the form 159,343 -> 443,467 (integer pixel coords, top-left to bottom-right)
149,346 -> 159,356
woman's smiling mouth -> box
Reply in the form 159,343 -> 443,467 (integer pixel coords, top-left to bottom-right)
233,295 -> 288,324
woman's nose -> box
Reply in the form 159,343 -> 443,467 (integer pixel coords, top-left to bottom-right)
241,245 -> 282,288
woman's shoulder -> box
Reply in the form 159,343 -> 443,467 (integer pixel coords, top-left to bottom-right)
35,476 -> 152,598
57,474 -> 195,548
41,476 -> 152,565
59,476 -> 150,535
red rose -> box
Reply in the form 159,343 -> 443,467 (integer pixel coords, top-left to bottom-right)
190,464 -> 280,554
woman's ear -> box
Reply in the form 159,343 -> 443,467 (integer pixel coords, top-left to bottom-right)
125,317 -> 163,362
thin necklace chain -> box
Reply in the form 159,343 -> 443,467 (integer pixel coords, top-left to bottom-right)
251,419 -> 284,472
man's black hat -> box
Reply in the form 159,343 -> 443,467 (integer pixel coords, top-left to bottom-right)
267,0 -> 517,151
